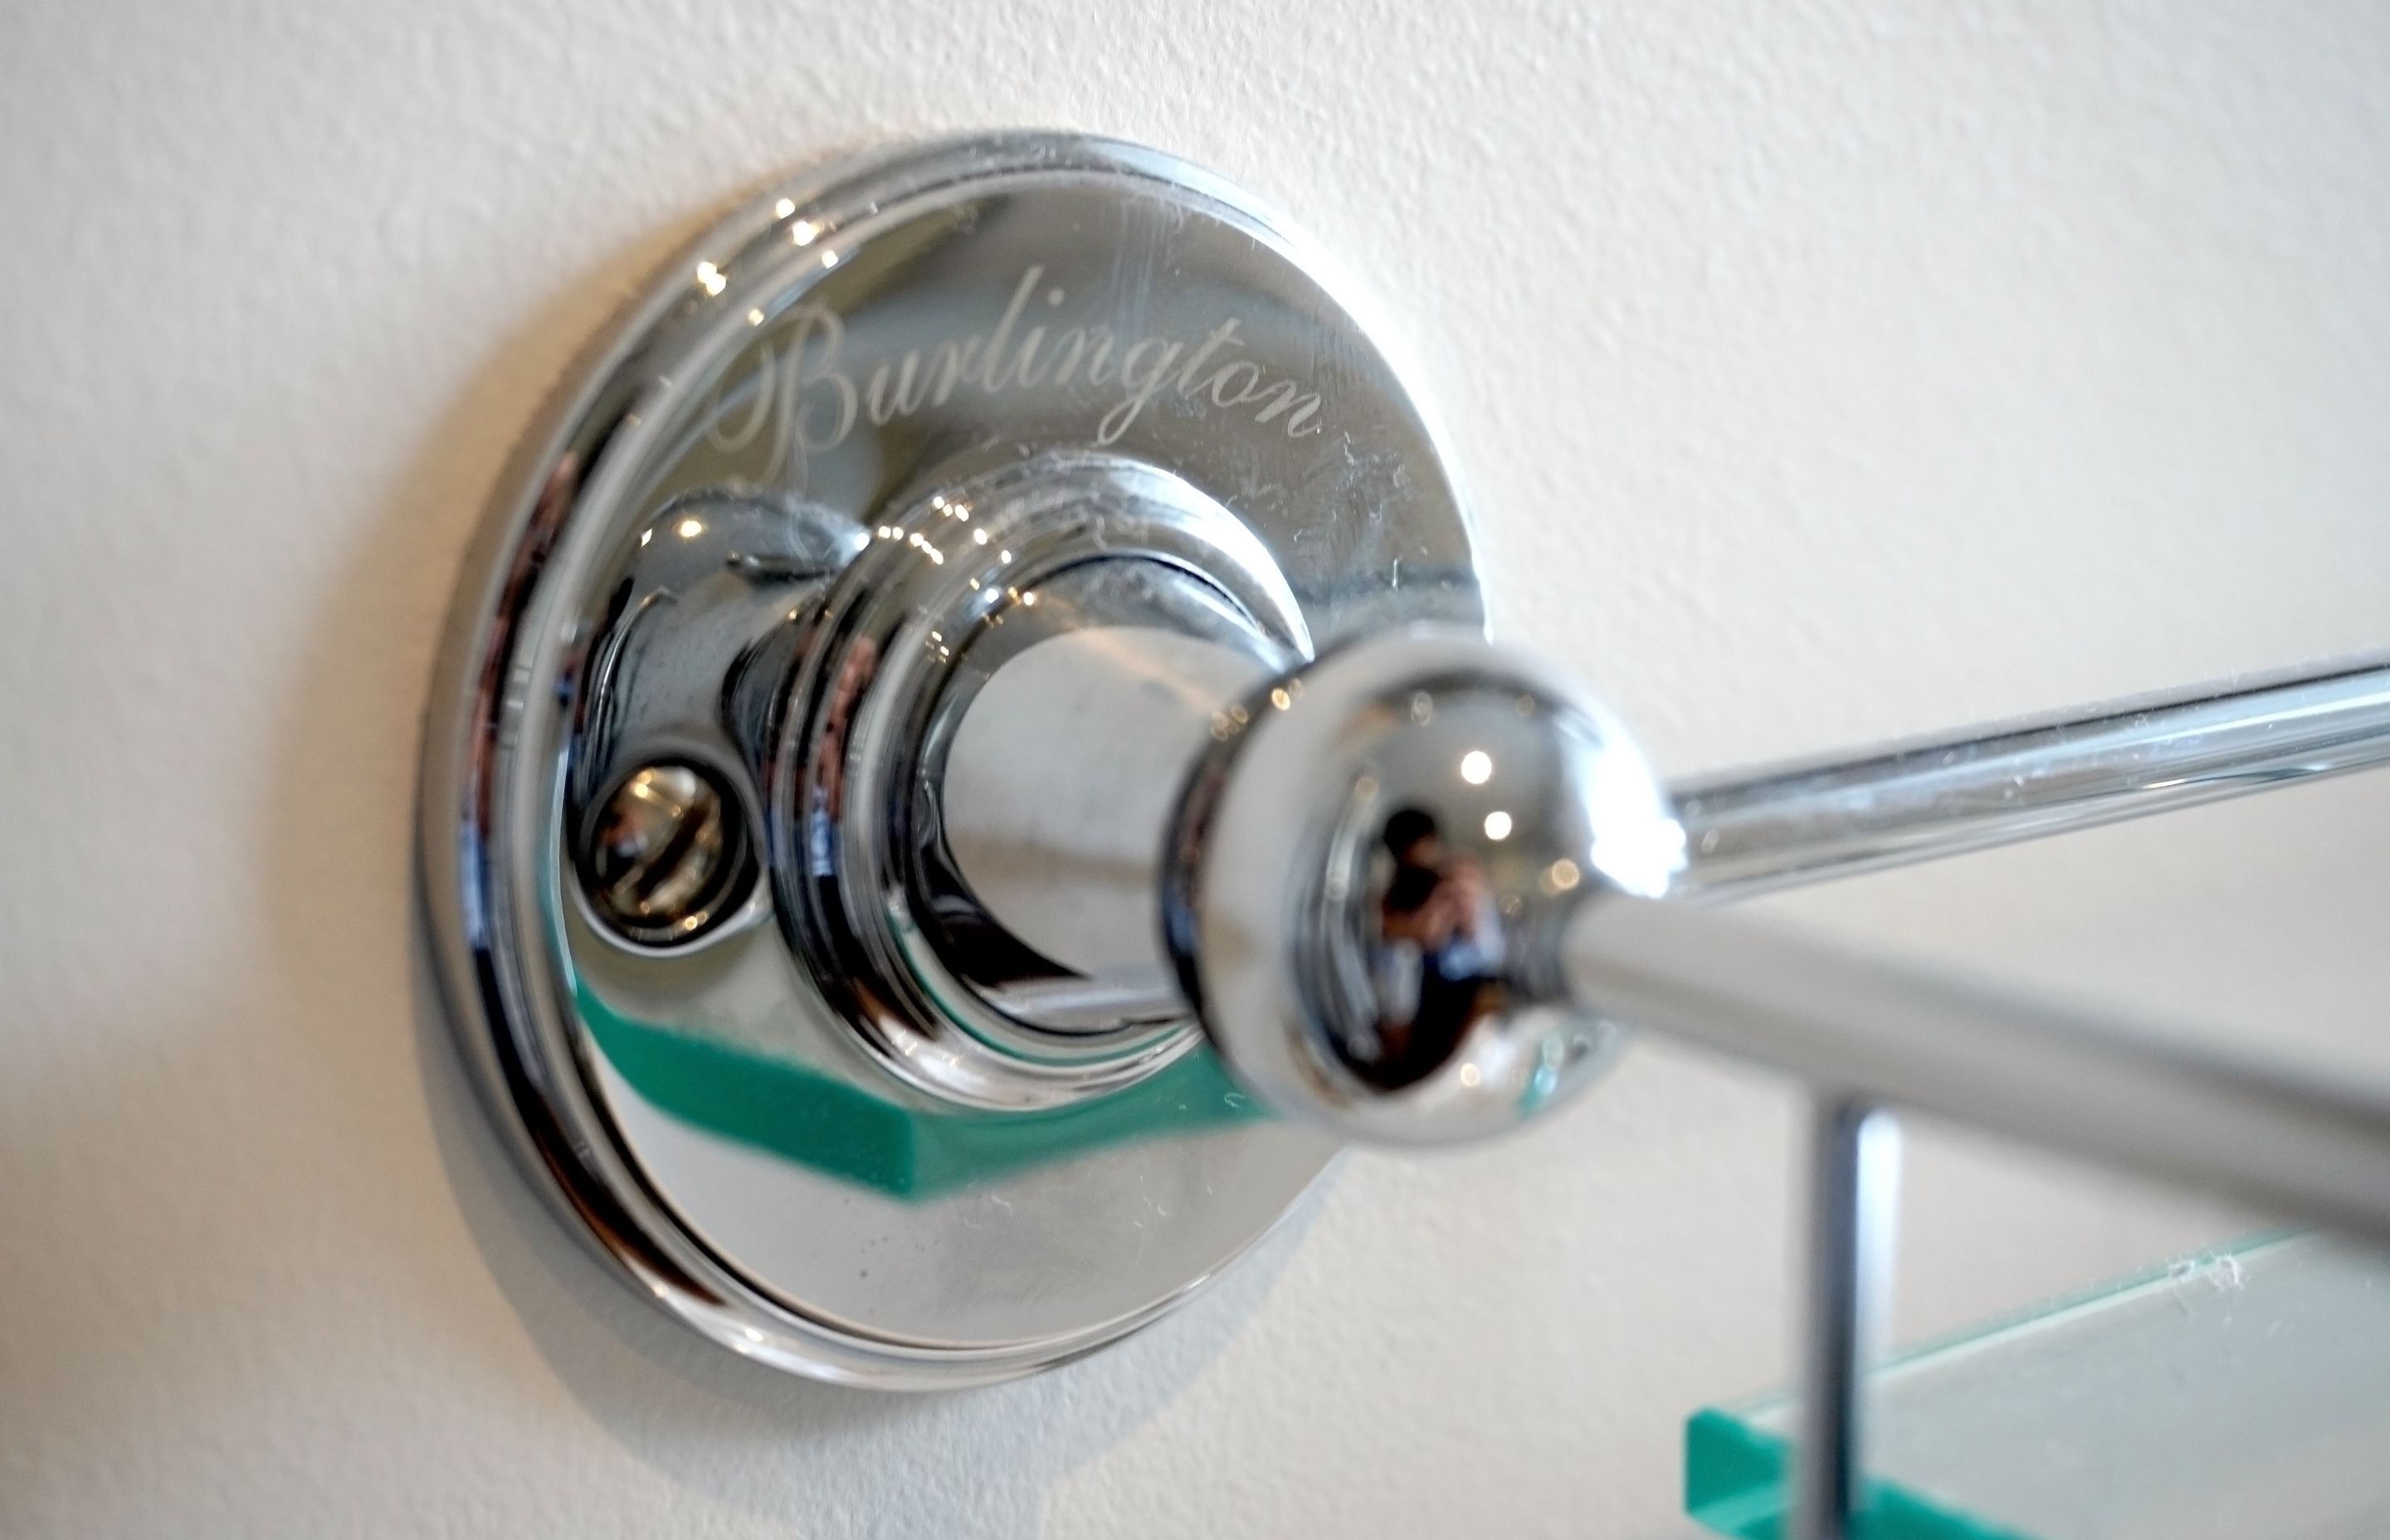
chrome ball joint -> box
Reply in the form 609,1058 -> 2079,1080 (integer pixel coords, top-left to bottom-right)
1165,631 -> 1680,1148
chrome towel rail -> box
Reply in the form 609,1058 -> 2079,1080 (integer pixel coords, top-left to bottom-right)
1673,653 -> 2390,899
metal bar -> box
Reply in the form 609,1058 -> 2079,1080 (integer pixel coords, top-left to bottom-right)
1791,1102 -> 1902,1540
1563,894 -> 2390,1240
1669,653 -> 2390,900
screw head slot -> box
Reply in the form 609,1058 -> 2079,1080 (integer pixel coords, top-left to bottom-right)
579,761 -> 757,948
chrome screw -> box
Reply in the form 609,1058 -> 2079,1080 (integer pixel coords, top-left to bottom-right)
583,762 -> 748,944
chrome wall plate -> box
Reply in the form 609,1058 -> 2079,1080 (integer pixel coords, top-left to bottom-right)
420,132 -> 1483,1386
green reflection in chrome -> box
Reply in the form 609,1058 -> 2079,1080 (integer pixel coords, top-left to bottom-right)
580,987 -> 1263,1199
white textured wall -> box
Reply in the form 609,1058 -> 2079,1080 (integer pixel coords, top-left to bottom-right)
6,2 -> 2388,1535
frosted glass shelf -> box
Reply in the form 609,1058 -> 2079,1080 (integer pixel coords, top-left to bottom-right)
1686,1234 -> 2390,1540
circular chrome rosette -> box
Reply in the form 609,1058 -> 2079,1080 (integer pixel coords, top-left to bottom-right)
421,132 -> 1481,1386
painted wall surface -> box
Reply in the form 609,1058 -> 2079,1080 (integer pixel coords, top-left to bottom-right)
6,2 -> 2388,1535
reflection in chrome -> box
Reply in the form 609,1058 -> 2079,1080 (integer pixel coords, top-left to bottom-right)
1168,630 -> 1682,1146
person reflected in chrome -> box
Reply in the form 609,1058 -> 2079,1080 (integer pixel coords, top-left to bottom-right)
1354,807 -> 1507,1089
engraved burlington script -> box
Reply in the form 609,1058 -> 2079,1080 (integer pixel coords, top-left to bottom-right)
706,266 -> 1324,485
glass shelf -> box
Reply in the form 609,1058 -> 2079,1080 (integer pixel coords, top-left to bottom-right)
1686,1234 -> 2390,1540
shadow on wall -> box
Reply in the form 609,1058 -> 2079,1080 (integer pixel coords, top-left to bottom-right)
256,169 -> 1314,1535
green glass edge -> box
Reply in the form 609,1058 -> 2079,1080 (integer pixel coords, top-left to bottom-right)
1682,1231 -> 2305,1540
1684,1411 -> 2034,1540
577,984 -> 1265,1200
